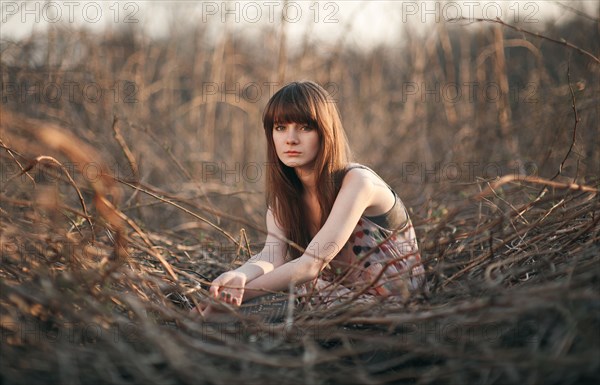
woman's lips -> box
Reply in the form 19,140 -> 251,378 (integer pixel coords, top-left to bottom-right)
284,151 -> 301,156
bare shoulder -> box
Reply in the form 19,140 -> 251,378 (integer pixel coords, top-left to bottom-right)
343,164 -> 387,190
340,168 -> 376,196
342,164 -> 396,216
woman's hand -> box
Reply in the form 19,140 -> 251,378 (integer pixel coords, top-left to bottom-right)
189,271 -> 246,320
189,301 -> 237,322
209,271 -> 247,306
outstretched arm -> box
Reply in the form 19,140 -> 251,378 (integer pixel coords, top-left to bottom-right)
232,209 -> 288,282
207,209 -> 287,305
242,170 -> 376,301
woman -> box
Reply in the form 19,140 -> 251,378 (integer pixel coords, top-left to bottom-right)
194,81 -> 424,316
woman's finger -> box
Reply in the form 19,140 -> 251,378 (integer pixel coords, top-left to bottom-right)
219,290 -> 233,304
190,303 -> 206,315
209,284 -> 219,298
230,289 -> 243,306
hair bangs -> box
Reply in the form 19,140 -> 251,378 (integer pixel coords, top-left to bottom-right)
264,84 -> 319,130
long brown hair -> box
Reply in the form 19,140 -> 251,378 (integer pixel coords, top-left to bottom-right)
263,81 -> 352,259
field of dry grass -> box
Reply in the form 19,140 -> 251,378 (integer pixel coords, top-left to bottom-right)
1,5 -> 599,384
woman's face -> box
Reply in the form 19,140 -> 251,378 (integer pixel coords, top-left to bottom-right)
272,122 -> 320,170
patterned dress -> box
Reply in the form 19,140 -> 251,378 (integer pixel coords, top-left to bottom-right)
298,164 -> 425,307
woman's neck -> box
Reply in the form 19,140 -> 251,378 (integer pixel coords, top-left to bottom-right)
295,166 -> 318,194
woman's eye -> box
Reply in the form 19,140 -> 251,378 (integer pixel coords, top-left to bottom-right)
301,125 -> 312,131
274,126 -> 285,131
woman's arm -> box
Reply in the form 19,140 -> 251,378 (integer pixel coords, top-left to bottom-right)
206,209 -> 288,306
231,208 -> 288,283
242,170 -> 377,301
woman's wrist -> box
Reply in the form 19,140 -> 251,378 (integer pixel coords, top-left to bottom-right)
241,286 -> 263,301
231,267 -> 252,284
231,268 -> 247,277
234,260 -> 275,283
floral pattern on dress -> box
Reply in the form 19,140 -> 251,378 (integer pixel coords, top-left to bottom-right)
298,215 -> 425,307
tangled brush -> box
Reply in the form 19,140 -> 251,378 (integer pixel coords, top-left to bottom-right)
1,111 -> 598,385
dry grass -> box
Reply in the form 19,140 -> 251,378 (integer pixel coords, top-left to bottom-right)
1,10 -> 599,385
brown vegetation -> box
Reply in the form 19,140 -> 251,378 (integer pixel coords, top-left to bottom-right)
1,9 -> 599,385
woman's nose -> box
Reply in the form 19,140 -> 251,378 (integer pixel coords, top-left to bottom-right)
286,129 -> 299,144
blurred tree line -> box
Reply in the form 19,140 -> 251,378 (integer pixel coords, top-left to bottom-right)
1,11 -> 598,232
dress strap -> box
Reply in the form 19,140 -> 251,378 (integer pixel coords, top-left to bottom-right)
345,163 -> 410,231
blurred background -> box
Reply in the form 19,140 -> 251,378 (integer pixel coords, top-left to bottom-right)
2,0 -> 599,239
1,3 -> 599,383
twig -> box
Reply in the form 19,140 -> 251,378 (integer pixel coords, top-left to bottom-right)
117,179 -> 240,247
114,177 -> 308,257
19,155 -> 95,239
453,17 -> 600,65
99,195 -> 178,281
475,174 -> 598,199
550,61 -> 580,181
553,1 -> 600,22
231,228 -> 253,267
0,139 -> 35,187
126,120 -> 220,221
111,115 -> 139,180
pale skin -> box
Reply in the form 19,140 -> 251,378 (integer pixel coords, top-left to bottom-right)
192,122 -> 396,318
